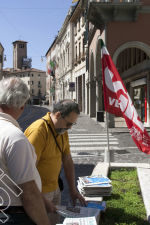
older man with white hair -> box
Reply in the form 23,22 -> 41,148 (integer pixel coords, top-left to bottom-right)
0,77 -> 55,225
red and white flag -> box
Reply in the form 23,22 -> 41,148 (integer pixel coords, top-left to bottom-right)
101,39 -> 150,154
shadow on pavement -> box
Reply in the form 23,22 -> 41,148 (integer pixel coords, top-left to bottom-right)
18,105 -> 49,131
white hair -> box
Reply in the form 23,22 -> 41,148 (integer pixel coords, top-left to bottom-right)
0,77 -> 29,108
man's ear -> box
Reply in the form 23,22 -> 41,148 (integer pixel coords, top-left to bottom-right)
55,111 -> 61,119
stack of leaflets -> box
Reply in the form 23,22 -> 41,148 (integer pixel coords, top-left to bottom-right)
77,175 -> 112,197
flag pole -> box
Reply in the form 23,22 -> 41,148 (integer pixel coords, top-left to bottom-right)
100,39 -> 110,166
105,111 -> 110,167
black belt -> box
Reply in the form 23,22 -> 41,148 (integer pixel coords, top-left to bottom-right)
0,206 -> 25,214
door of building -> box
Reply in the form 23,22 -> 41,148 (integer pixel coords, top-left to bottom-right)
133,85 -> 147,122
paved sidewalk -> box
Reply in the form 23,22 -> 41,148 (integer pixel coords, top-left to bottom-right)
72,113 -> 150,164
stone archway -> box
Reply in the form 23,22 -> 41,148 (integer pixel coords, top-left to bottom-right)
113,41 -> 150,64
89,52 -> 96,117
113,41 -> 150,127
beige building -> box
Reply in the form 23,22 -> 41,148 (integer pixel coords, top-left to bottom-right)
46,6 -> 75,104
3,40 -> 46,104
46,2 -> 87,109
0,43 -> 4,80
70,0 -> 87,112
4,68 -> 46,104
46,38 -> 57,105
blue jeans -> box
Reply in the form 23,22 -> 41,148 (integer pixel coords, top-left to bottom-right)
0,213 -> 36,225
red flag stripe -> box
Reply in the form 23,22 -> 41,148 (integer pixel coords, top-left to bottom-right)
101,40 -> 150,154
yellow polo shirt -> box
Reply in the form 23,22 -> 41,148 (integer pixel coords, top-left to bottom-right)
24,112 -> 70,193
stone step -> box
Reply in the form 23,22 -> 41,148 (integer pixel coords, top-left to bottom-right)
70,141 -> 119,146
69,133 -> 113,136
69,138 -> 118,142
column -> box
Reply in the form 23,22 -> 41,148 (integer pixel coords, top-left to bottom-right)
82,74 -> 85,113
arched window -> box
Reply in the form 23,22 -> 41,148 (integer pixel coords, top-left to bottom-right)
116,47 -> 149,73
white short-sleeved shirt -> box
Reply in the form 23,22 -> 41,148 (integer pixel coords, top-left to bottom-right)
0,112 -> 42,206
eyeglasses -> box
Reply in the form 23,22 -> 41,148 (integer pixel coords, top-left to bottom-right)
62,117 -> 77,127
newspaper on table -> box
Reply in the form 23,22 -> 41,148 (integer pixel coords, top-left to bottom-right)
87,201 -> 106,212
63,216 -> 97,225
56,205 -> 100,219
77,175 -> 112,197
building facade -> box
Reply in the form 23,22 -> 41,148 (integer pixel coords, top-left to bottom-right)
88,0 -> 150,127
46,38 -> 57,105
46,2 -> 87,112
46,0 -> 150,127
46,6 -> 75,105
70,0 -> 87,112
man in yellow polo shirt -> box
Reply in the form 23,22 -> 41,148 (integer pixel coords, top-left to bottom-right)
24,99 -> 85,224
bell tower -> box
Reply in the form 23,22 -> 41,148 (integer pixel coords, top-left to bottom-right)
13,40 -> 27,69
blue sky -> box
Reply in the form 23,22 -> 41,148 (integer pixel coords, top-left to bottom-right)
0,0 -> 75,71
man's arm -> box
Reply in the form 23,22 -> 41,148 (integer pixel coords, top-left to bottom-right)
62,154 -> 86,206
19,180 -> 51,225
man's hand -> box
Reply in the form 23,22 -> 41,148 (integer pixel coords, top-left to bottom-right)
63,154 -> 86,207
70,189 -> 86,206
43,195 -> 57,213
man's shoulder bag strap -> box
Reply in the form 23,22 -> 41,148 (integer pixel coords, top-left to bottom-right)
41,118 -> 62,153
41,118 -> 64,191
